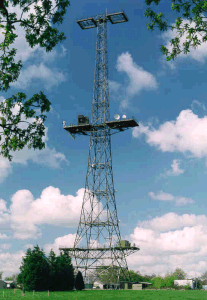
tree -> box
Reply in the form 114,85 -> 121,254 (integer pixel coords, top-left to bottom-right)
55,249 -> 74,291
4,273 -> 18,282
47,249 -> 57,291
119,270 -> 144,283
163,274 -> 176,288
75,271 -> 84,291
152,276 -> 164,289
0,271 -> 3,280
0,0 -> 70,161
146,273 -> 156,280
5,276 -> 14,281
145,0 -> 207,61
47,248 -> 74,291
172,267 -> 187,280
195,278 -> 203,289
95,266 -> 119,284
200,270 -> 207,285
17,245 -> 50,291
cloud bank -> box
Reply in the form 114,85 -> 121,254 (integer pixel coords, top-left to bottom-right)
128,212 -> 207,278
133,109 -> 207,161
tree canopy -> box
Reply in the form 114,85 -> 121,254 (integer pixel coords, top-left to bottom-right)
17,246 -> 74,291
200,270 -> 207,284
119,270 -> 145,283
53,249 -> 74,291
93,266 -> 118,284
145,0 -> 207,61
0,0 -> 70,161
152,276 -> 163,289
163,274 -> 176,288
17,245 -> 50,291
171,267 -> 187,280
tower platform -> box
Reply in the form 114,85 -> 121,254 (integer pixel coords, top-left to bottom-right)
63,118 -> 139,139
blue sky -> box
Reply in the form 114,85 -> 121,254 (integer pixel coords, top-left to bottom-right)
0,0 -> 207,279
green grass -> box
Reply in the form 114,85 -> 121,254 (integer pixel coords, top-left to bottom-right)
1,289 -> 207,300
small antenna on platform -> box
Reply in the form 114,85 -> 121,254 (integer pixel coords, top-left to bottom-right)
122,115 -> 126,119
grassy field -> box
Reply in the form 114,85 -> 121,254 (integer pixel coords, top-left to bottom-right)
1,289 -> 207,300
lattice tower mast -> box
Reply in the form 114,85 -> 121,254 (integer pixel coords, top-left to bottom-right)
75,13 -> 121,252
60,11 -> 139,283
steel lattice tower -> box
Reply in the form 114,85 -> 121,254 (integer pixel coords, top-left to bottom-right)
60,11 -> 139,284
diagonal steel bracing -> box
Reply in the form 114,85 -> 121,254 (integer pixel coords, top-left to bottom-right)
60,11 -> 139,284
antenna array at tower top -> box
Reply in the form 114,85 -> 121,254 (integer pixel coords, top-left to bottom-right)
77,11 -> 128,29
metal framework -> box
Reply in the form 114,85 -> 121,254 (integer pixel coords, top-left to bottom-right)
60,11 -> 139,284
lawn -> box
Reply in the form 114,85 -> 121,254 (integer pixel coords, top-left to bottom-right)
1,289 -> 207,299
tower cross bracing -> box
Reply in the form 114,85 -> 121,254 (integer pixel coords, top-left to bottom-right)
60,11 -> 139,283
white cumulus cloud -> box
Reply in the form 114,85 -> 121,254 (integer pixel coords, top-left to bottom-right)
0,250 -> 26,279
0,199 -> 8,212
191,100 -> 206,112
0,234 -> 9,239
11,63 -> 67,91
133,109 -> 207,161
138,212 -> 207,232
0,158 -> 12,183
1,186 -> 105,240
148,190 -> 194,206
162,159 -> 184,177
149,191 -> 174,201
127,212 -> 207,278
44,234 -> 76,256
9,187 -> 85,239
109,52 -> 158,109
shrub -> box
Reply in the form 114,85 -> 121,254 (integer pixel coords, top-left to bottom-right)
75,271 -> 84,291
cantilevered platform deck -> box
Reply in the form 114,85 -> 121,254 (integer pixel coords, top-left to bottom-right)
63,118 -> 138,139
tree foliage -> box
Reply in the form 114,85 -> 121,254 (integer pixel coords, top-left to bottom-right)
0,0 -> 70,160
95,266 -> 119,284
200,270 -> 207,282
119,270 -> 147,283
145,0 -> 207,60
17,245 -> 50,291
195,278 -> 204,289
53,249 -> 74,291
17,246 -> 74,292
172,267 -> 187,280
152,276 -> 164,289
163,274 -> 176,288
47,249 -> 57,291
75,271 -> 84,291
47,248 -> 74,291
0,92 -> 51,160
